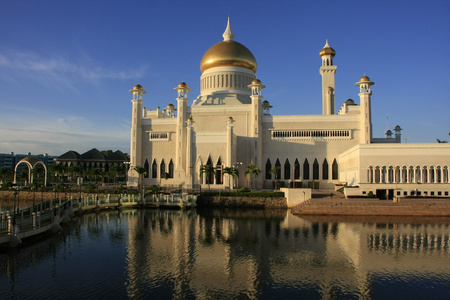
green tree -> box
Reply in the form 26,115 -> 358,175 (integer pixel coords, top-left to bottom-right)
87,168 -> 104,185
200,164 -> 216,190
245,164 -> 261,191
110,164 -> 125,185
223,167 -> 239,190
0,167 -> 13,186
270,166 -> 281,190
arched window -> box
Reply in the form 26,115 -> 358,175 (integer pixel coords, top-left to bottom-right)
275,159 -> 281,180
322,159 -> 329,180
294,159 -> 300,180
160,159 -> 166,178
216,157 -> 223,184
152,159 -> 157,178
265,159 -> 272,180
313,159 -> 319,180
332,159 -> 338,180
284,159 -> 290,180
144,159 -> 149,178
303,159 -> 310,180
206,156 -> 214,185
168,159 -> 174,178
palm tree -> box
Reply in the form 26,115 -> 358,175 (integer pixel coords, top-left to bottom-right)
133,166 -> 147,201
87,168 -> 104,185
0,167 -> 13,185
110,164 -> 125,185
270,166 -> 281,190
200,164 -> 216,190
245,164 -> 261,191
223,167 -> 239,190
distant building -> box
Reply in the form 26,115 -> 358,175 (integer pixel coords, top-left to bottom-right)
54,148 -> 129,172
0,152 -> 56,171
127,18 -> 450,199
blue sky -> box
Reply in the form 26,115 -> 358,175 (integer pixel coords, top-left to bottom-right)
1,0 -> 449,156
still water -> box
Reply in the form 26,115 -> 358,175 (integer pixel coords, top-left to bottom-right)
1,209 -> 449,299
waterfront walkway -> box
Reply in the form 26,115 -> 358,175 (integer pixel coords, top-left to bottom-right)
0,193 -> 197,248
292,197 -> 450,217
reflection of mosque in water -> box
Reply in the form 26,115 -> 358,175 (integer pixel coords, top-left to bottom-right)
124,210 -> 450,298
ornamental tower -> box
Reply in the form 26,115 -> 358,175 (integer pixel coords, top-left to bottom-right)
174,82 -> 191,179
248,78 -> 265,185
319,40 -> 337,115
128,84 -> 146,186
356,75 -> 374,144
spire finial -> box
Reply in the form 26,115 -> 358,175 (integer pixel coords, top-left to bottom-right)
222,16 -> 235,41
324,39 -> 330,47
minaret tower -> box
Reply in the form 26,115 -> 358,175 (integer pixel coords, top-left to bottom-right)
128,84 -> 146,187
248,78 -> 265,187
355,75 -> 374,144
174,82 -> 191,180
319,40 -> 337,115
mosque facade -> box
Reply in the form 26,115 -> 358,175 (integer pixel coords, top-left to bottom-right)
127,18 -> 449,198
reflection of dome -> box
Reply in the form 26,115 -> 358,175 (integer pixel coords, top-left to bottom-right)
200,18 -> 257,73
133,84 -> 143,90
319,40 -> 336,57
359,75 -> 371,82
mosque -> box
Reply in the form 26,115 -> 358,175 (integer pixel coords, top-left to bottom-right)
127,18 -> 449,199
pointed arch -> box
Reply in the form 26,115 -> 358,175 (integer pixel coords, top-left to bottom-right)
284,159 -> 290,180
313,159 -> 319,180
160,159 -> 166,178
303,159 -> 310,180
144,159 -> 149,178
168,159 -> 174,178
216,157 -> 223,184
294,159 -> 300,180
322,159 -> 329,180
275,159 -> 281,180
152,159 -> 157,178
332,159 -> 338,180
265,159 -> 272,180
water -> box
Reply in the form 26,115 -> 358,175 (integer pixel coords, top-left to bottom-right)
1,209 -> 449,299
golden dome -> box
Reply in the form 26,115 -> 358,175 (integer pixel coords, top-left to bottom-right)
251,79 -> 262,85
167,103 -> 175,108
178,82 -> 188,88
227,116 -> 233,121
319,40 -> 336,58
345,99 -> 355,104
133,84 -> 143,90
200,40 -> 257,73
359,75 -> 371,82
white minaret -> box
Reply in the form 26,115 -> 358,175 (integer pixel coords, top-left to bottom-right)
128,84 -> 146,187
248,78 -> 265,188
319,40 -> 337,115
355,75 -> 374,144
174,82 -> 191,180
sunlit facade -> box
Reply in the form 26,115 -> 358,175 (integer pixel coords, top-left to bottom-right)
127,18 -> 450,198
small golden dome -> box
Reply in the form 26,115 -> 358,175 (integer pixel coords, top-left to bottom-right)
319,40 -> 336,57
251,79 -> 262,85
262,100 -> 269,104
200,40 -> 257,73
178,82 -> 188,88
227,116 -> 233,121
359,75 -> 371,82
133,84 -> 143,90
167,103 -> 175,108
187,117 -> 193,122
345,99 -> 355,104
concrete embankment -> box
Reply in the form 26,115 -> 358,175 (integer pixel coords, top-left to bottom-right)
197,196 -> 287,208
292,198 -> 450,217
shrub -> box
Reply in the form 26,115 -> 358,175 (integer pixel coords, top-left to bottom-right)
238,187 -> 250,193
367,191 -> 375,198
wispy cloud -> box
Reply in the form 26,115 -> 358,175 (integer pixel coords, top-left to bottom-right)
0,48 -> 147,90
0,111 -> 130,155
